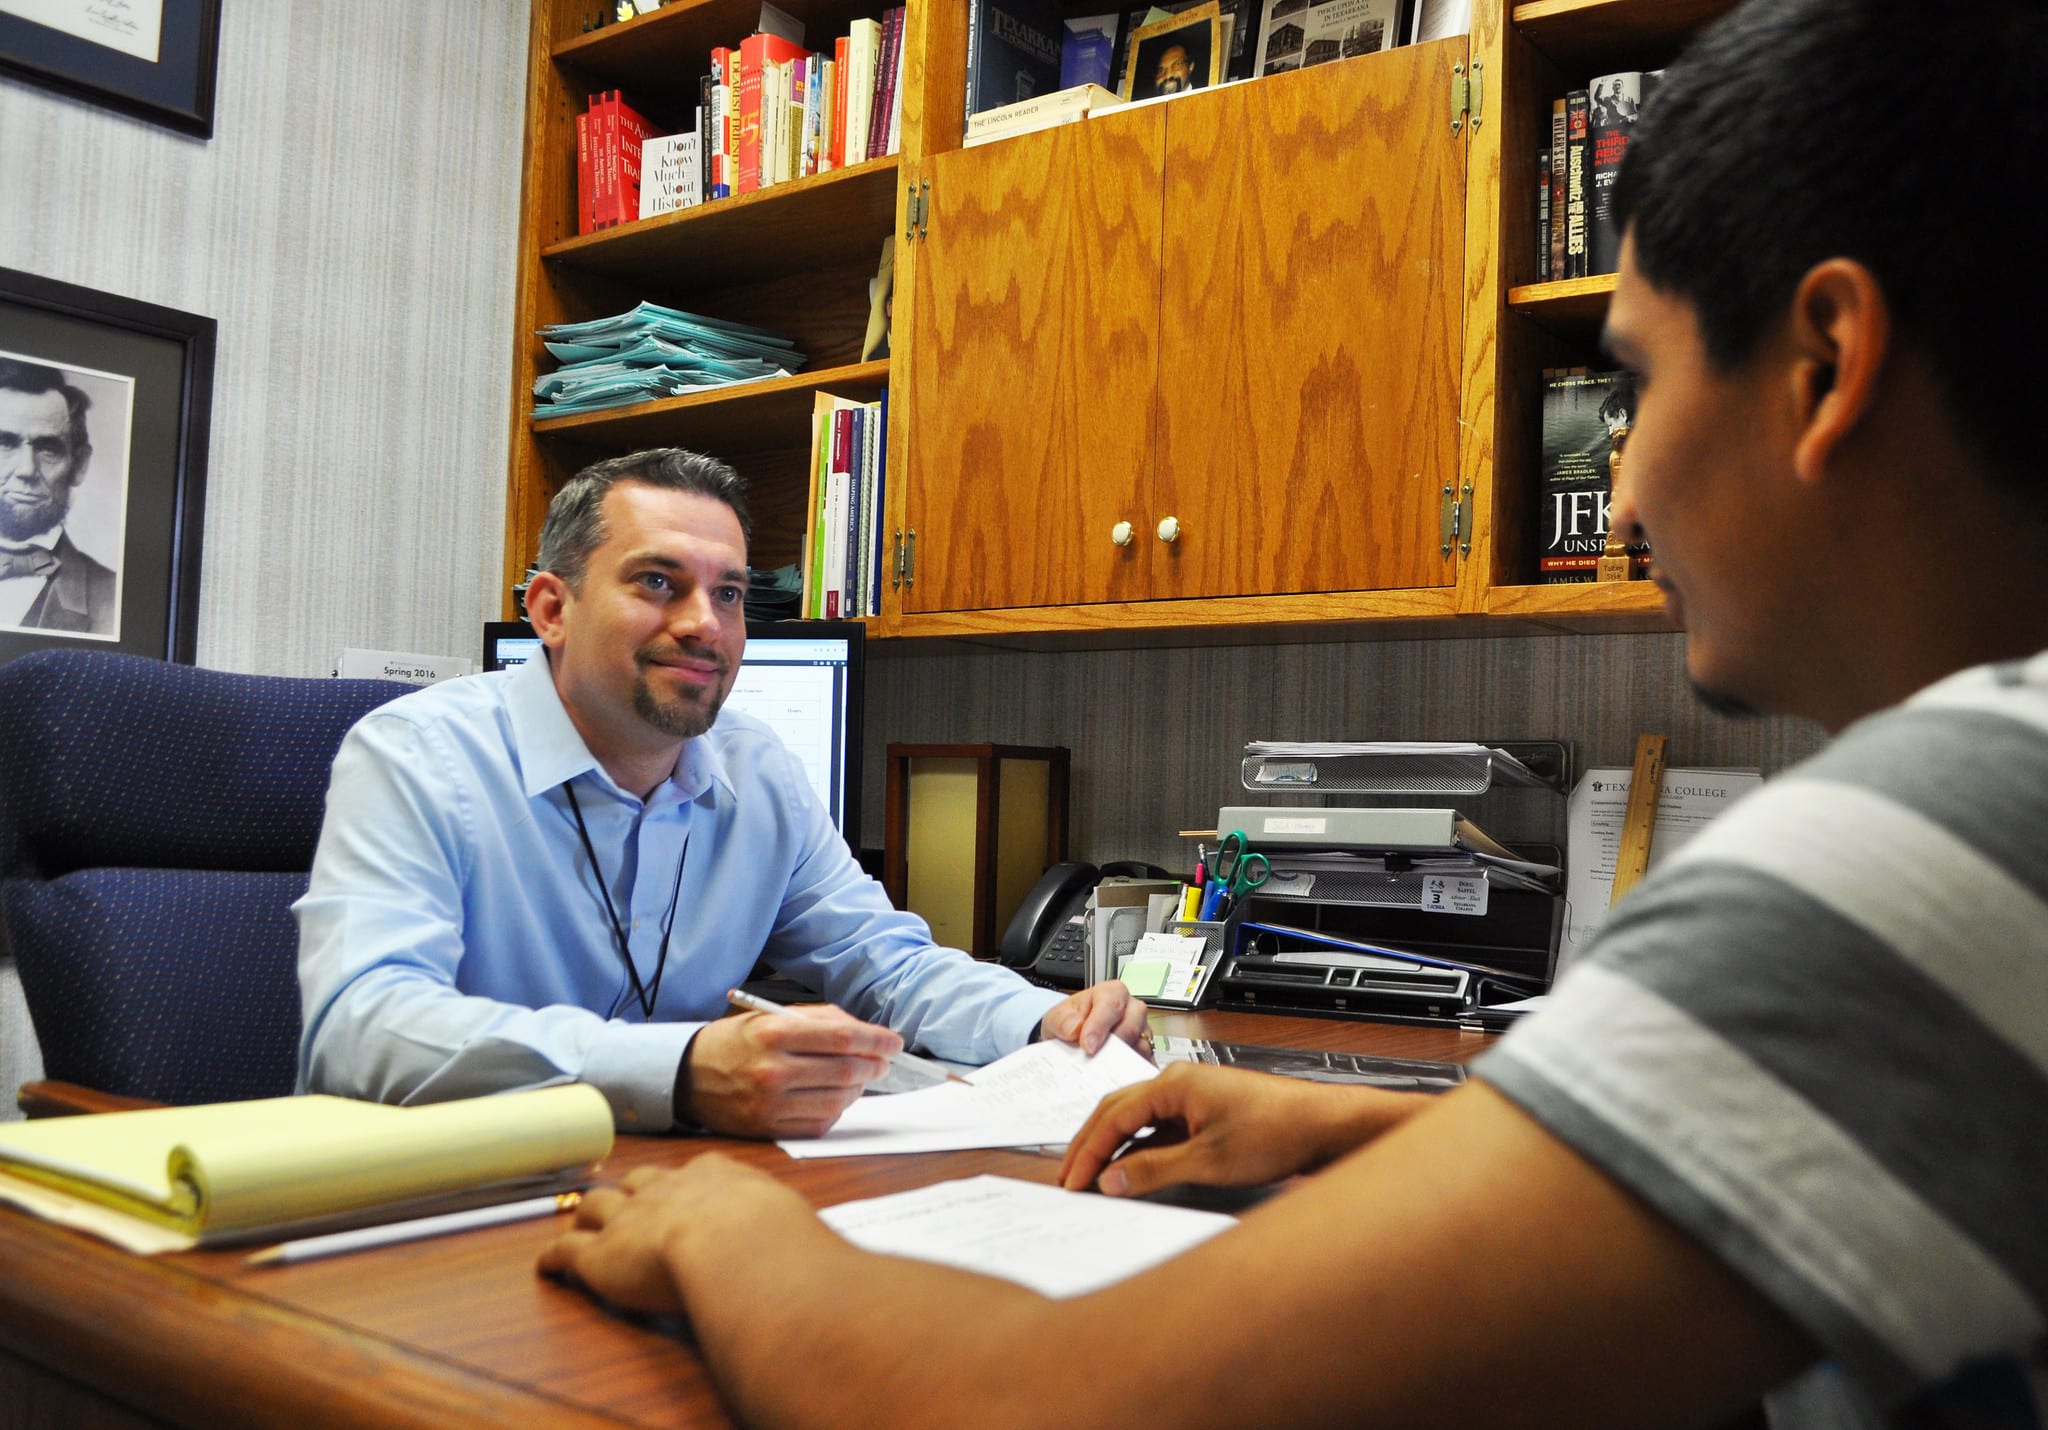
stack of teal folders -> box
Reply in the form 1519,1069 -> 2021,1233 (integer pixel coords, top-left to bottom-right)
532,302 -> 805,417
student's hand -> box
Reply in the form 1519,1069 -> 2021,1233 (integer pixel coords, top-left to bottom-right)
1059,1063 -> 1431,1196
1038,980 -> 1149,1057
538,1159 -> 820,1314
682,1004 -> 899,1138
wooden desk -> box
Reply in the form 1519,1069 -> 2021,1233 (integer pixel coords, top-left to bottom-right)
0,1012 -> 1494,1428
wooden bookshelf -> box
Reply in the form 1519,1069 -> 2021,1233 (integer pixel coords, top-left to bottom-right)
502,0 -> 1753,641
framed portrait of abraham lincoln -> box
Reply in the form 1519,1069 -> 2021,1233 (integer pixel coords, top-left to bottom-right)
0,267 -> 213,667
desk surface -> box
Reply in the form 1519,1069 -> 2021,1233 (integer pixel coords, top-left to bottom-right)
0,1011 -> 1495,1429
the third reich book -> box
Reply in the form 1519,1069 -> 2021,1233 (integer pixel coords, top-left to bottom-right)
1540,370 -> 1634,583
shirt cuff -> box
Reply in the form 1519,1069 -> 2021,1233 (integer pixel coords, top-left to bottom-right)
1006,986 -> 1065,1053
580,1020 -> 705,1132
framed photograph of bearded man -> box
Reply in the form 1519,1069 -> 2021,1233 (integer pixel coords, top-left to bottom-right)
0,267 -> 213,665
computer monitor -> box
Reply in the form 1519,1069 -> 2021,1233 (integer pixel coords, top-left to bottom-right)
480,618 -> 865,843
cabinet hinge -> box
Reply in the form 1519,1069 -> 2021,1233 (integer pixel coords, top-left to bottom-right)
1438,481 -> 1474,558
903,181 -> 930,242
1469,59 -> 1483,129
1450,63 -> 1468,134
893,528 -> 916,587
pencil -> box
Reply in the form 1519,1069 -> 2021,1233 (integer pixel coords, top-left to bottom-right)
245,1191 -> 582,1266
725,988 -> 970,1086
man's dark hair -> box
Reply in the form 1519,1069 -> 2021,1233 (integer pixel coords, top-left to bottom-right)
536,447 -> 751,589
0,357 -> 92,461
1614,0 -> 2045,491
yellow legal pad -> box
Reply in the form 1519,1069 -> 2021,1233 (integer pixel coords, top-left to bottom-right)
0,1084 -> 612,1253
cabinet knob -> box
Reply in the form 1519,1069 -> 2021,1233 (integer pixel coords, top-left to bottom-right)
1111,521 -> 1134,547
1155,516 -> 1181,544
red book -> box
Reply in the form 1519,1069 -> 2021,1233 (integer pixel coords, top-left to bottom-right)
831,36 -> 849,170
575,109 -> 593,234
612,97 -> 657,224
737,31 -> 808,194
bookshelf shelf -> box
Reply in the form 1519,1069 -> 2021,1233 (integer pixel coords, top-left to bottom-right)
531,360 -> 889,453
544,157 -> 901,288
1483,580 -> 1670,627
1506,273 -> 1614,338
553,0 -> 895,91
1511,0 -> 1739,70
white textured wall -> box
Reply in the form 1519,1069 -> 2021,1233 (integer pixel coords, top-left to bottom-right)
0,0 -> 529,675
0,0 -> 530,1113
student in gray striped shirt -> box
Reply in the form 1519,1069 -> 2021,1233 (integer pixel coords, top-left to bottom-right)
539,2 -> 2048,1425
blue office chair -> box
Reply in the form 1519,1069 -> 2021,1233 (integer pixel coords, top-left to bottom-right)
0,650 -> 412,1110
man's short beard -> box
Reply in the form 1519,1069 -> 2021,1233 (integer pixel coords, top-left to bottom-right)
631,646 -> 728,740
1687,677 -> 1761,720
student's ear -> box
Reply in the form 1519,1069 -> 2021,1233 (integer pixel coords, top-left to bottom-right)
524,570 -> 571,646
1787,258 -> 1890,486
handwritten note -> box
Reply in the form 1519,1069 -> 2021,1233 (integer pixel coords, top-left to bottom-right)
1,0 -> 165,64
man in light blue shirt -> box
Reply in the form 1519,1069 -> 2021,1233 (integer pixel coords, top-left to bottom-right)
297,448 -> 1143,1135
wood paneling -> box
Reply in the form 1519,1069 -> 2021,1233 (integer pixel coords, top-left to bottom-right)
905,106 -> 1169,613
1158,43 -> 1466,601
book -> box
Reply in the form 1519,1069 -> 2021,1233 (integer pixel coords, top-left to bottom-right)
1587,70 -> 1659,276
1062,13 -> 1118,90
1536,145 -> 1551,281
869,387 -> 889,615
1547,97 -> 1567,283
870,7 -> 902,160
966,0 -> 1067,124
0,1084 -> 612,1254
844,17 -> 881,166
963,81 -> 1124,145
1539,369 -> 1635,583
1256,0 -> 1402,77
1562,88 -> 1589,279
575,109 -> 594,234
831,36 -> 850,167
638,132 -> 702,220
738,31 -> 810,193
885,7 -> 905,154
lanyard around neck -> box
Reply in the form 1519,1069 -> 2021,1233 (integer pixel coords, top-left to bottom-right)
563,780 -> 688,1021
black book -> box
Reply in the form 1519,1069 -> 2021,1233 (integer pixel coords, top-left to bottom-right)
966,0 -> 1065,122
1539,369 -> 1634,584
1563,89 -> 1590,280
1587,70 -> 1661,275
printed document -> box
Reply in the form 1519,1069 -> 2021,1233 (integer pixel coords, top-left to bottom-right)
821,1174 -> 1234,1297
778,1036 -> 1158,1158
1560,765 -> 1763,974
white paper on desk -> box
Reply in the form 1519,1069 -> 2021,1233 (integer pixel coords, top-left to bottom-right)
778,1037 -> 1158,1159
1559,766 -> 1763,976
820,1174 -> 1233,1298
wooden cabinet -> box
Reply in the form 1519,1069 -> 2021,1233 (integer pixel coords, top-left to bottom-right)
503,0 -> 1744,643
903,42 -> 1465,616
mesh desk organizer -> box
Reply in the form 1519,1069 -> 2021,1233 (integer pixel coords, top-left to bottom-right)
1213,742 -> 1569,1027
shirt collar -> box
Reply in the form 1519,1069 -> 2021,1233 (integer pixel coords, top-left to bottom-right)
504,648 -> 738,807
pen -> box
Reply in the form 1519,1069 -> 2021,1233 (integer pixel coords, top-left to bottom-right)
246,1191 -> 582,1266
725,989 -> 968,1086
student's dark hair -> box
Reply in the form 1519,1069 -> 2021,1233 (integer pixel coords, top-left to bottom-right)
1614,0 -> 2045,491
0,357 -> 92,460
536,448 -> 751,589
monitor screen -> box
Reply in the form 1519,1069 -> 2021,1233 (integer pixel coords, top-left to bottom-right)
481,618 -> 864,842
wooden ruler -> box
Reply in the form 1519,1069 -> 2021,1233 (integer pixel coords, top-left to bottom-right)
1609,733 -> 1668,908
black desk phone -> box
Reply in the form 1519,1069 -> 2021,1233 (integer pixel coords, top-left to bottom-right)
999,861 -> 1173,989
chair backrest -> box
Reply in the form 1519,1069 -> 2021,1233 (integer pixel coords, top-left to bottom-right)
0,650 -> 413,1104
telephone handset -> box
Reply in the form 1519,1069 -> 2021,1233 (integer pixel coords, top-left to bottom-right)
1000,860 -> 1175,990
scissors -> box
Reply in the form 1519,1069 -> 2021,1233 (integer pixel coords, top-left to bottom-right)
1200,829 -> 1269,919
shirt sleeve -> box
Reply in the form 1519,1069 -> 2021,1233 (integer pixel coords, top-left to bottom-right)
294,714 -> 696,1132
751,748 -> 1062,1064
1476,703 -> 2048,1414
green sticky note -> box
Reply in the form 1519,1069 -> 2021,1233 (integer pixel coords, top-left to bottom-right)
1121,957 -> 1171,998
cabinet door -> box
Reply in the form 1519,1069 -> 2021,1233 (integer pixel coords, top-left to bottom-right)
1151,41 -> 1467,599
904,106 -> 1167,613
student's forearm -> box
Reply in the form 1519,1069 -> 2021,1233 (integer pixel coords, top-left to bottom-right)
664,1211 -> 1069,1429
